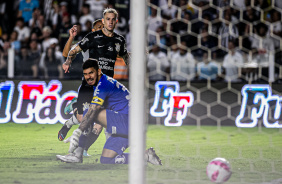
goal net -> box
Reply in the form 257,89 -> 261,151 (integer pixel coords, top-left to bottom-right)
130,0 -> 282,183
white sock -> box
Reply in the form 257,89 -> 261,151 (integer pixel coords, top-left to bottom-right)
74,147 -> 84,158
65,115 -> 80,128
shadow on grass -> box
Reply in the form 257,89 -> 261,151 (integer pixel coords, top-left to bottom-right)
2,153 -> 128,172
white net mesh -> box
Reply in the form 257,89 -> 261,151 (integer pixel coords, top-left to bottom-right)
145,0 -> 282,183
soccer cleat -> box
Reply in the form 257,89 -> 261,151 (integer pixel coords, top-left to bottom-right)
83,150 -> 91,157
146,147 -> 162,165
64,97 -> 77,114
58,123 -> 71,141
56,153 -> 83,163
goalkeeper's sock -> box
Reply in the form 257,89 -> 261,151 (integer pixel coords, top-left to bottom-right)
65,115 -> 79,128
100,153 -> 129,164
78,134 -> 88,148
84,132 -> 99,151
72,102 -> 77,111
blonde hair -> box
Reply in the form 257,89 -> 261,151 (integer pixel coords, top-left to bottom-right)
103,8 -> 118,18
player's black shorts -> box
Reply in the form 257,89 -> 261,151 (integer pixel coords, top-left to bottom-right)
76,78 -> 94,114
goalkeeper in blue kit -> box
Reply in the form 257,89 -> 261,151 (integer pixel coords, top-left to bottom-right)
56,59 -> 162,165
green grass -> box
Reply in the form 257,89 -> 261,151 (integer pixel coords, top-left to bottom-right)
0,123 -> 282,184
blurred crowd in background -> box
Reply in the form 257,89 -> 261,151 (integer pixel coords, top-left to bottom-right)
0,0 -> 281,82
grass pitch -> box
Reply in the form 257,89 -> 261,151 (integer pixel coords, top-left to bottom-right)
0,123 -> 282,184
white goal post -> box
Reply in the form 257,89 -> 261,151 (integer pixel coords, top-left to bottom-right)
129,0 -> 147,184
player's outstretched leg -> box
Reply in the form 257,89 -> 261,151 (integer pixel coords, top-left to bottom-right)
145,147 -> 162,165
99,147 -> 162,165
58,115 -> 80,141
64,97 -> 77,114
56,147 -> 84,163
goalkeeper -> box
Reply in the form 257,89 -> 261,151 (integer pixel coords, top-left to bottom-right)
56,59 -> 162,165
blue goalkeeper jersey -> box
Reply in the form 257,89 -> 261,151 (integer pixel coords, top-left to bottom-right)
91,74 -> 129,114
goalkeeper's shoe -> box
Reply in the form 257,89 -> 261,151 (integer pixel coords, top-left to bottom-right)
146,147 -> 162,165
56,153 -> 83,163
58,123 -> 71,141
64,97 -> 77,114
83,150 -> 91,157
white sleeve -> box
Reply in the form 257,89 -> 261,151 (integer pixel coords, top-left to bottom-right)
39,52 -> 46,69
147,55 -> 155,67
236,52 -> 244,66
55,51 -> 64,63
222,55 -> 228,67
24,27 -> 30,39
160,52 -> 170,67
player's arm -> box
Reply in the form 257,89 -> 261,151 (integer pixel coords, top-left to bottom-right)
62,25 -> 78,57
65,45 -> 82,64
62,45 -> 82,73
63,31 -> 93,73
120,52 -> 131,65
79,104 -> 102,132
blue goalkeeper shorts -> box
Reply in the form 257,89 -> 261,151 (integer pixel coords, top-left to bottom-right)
106,109 -> 128,137
104,136 -> 128,155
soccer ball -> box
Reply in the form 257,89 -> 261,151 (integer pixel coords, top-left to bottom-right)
206,157 -> 232,183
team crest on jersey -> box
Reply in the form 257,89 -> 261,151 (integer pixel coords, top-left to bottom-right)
91,96 -> 104,105
115,43 -> 121,52
82,102 -> 90,111
81,38 -> 89,45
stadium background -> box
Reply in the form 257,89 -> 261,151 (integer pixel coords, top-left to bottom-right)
0,0 -> 282,127
1,1 -> 282,184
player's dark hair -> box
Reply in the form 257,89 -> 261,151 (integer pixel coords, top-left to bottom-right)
83,59 -> 99,71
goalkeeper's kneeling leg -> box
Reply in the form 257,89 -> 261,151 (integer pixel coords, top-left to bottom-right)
100,154 -> 129,164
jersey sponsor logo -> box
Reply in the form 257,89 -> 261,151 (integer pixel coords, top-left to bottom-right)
112,126 -> 117,134
100,65 -> 114,70
91,96 -> 104,105
150,81 -> 194,126
82,102 -> 90,111
115,43 -> 120,52
236,84 -> 282,128
94,82 -> 101,96
81,38 -> 89,45
99,57 -> 115,63
98,45 -> 104,48
0,80 -> 77,124
94,34 -> 103,38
